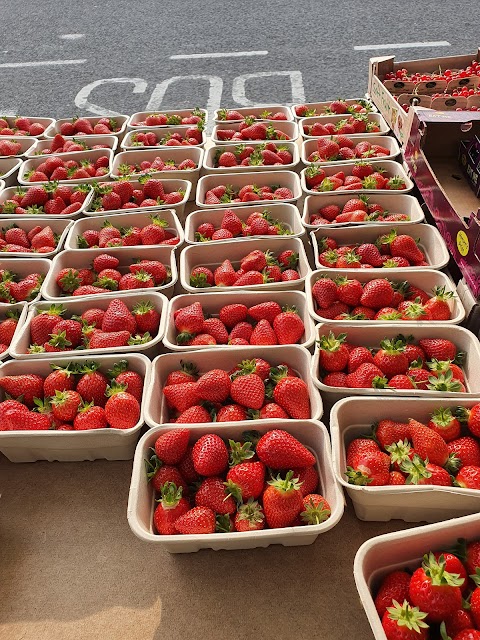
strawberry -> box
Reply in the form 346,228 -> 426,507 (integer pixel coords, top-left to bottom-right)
234,500 -> 265,532
219,303 -> 247,329
154,428 -> 190,464
89,330 -> 130,349
346,449 -> 390,485
0,373 -> 44,407
132,300 -> 160,334
101,298 -> 136,334
195,476 -> 236,514
374,420 -> 409,450
272,306 -> 305,344
447,437 -> 480,470
153,482 -> 190,535
214,260 -> 237,287
409,552 -> 464,623
424,286 -> 454,321
249,319 -> 277,345
76,363 -> 109,407
312,277 -> 338,310
50,389 -> 82,422
74,402 -> 108,430
196,368 -> 231,403
130,260 -> 167,285
174,301 -> 205,343
375,571 -> 412,617
270,367 -> 310,419
347,346 -> 375,373
381,601 -> 429,640
456,466 -> 480,489
346,438 -> 379,468
247,301 -> 282,323
409,418 -> 449,466
360,279 -> 394,309
192,433 -> 228,476
317,331 -> 349,372
175,405 -> 211,423
428,407 -> 461,442
216,404 -> 247,422
174,506 -> 216,534
4,407 -> 51,431
300,494 -> 331,525
225,461 -> 265,501
119,271 -> 154,290
104,382 -> 140,429
419,338 -> 457,361
202,318 -> 228,343
263,471 -> 303,528
256,429 -> 315,468
373,338 -> 409,378
43,364 -> 77,397
230,373 -> 265,410
109,361 -> 143,402
0,310 -> 18,345
165,362 -> 199,386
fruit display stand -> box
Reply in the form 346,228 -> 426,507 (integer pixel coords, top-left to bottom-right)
2,101 -> 480,640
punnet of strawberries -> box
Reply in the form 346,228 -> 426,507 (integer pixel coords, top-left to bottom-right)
316,228 -> 428,268
162,358 -> 311,423
190,248 -> 300,288
24,154 -> 111,182
0,182 -> 91,216
128,125 -> 203,147
55,252 -> 171,296
307,136 -> 391,163
147,427 -> 330,535
115,156 -> 197,178
26,298 -> 161,353
304,162 -> 407,192
0,307 -> 21,354
35,134 -> 112,155
303,113 -> 381,137
0,359 -> 142,431
372,536 -> 480,640
131,108 -> 206,127
58,116 -> 122,136
0,115 -> 46,137
309,195 -> 410,225
317,331 -> 467,392
89,177 -> 185,212
311,275 -> 454,321
172,299 -> 305,346
213,142 -> 294,168
203,183 -> 294,205
0,222 -> 59,253
295,98 -> 373,117
346,402 -> 480,492
0,268 -> 43,302
217,108 -> 288,122
195,208 -> 292,242
0,139 -> 26,156
76,215 -> 180,248
215,121 -> 291,142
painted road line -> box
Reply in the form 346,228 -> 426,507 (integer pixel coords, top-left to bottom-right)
0,59 -> 87,68
170,50 -> 268,60
59,34 -> 86,40
354,41 -> 450,51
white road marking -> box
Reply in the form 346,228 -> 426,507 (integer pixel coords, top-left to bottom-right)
59,34 -> 85,40
75,77 -> 147,116
354,41 -> 450,51
232,71 -> 305,106
0,59 -> 87,68
0,110 -> 17,116
170,50 -> 268,60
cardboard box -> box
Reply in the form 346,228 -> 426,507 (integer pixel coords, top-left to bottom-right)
367,49 -> 480,146
403,107 -> 480,297
459,135 -> 480,196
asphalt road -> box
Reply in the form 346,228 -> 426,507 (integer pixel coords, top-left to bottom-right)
0,0 -> 478,120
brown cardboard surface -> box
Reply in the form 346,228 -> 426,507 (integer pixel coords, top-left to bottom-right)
0,453 -> 415,640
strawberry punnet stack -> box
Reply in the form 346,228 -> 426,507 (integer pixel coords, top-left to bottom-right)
0,97 -> 469,555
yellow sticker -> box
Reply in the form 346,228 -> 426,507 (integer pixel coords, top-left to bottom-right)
457,230 -> 469,256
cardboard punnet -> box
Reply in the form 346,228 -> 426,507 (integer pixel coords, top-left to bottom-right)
403,108 -> 480,298
128,420 -> 343,553
332,397 -> 480,523
367,49 -> 480,146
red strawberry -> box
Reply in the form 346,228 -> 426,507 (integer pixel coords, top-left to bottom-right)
195,476 -> 236,514
375,571 -> 412,617
318,331 -> 349,372
230,373 -> 265,410
346,449 -> 390,486
192,433 -> 228,476
104,382 -> 140,429
76,363 -> 109,407
174,506 -> 216,534
409,418 -> 449,466
196,368 -> 231,403
226,461 -> 265,501
153,482 -> 190,535
271,368 -> 310,419
234,500 -> 265,532
381,601 -> 428,640
419,338 -> 457,361
256,429 -> 315,468
0,373 -> 44,407
300,493 -> 331,525
154,428 -> 190,464
262,471 -> 303,528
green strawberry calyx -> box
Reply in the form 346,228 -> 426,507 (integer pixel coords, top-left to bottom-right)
421,551 -> 464,587
386,600 -> 428,633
